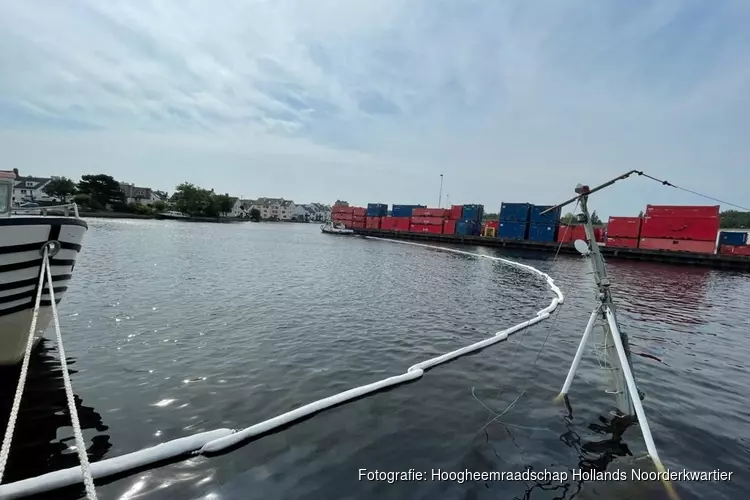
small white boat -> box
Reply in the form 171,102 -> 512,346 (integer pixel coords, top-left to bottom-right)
0,169 -> 87,365
155,210 -> 190,220
320,221 -> 354,235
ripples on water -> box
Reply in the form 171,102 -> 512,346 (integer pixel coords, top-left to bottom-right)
0,220 -> 748,500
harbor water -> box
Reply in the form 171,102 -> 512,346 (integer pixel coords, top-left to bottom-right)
0,219 -> 748,500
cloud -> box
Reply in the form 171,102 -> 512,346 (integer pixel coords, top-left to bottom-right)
0,0 -> 747,215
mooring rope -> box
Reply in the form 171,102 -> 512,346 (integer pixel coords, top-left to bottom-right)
0,240 -> 563,498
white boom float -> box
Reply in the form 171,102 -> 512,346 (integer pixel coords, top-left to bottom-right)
547,175 -> 678,499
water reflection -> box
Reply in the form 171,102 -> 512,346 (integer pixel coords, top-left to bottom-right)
0,339 -> 111,497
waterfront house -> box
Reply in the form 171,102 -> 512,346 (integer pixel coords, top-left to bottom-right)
250,197 -> 296,220
12,175 -> 53,205
119,182 -> 158,205
294,203 -> 332,222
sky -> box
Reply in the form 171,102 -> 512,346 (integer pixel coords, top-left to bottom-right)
0,0 -> 748,217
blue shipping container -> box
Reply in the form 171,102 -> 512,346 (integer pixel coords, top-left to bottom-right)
530,205 -> 561,225
498,221 -> 528,240
462,204 -> 485,222
456,220 -> 481,236
719,231 -> 748,246
391,204 -> 424,218
499,203 -> 532,222
367,203 -> 388,217
528,223 -> 558,243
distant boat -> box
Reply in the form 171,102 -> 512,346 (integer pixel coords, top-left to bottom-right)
0,170 -> 88,365
320,221 -> 354,235
155,210 -> 190,220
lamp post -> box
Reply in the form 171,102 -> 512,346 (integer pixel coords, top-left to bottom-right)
438,174 -> 444,208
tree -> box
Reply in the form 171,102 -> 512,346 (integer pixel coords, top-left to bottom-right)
720,210 -> 750,229
77,174 -> 125,209
560,212 -> 578,225
249,208 -> 261,222
153,200 -> 167,212
44,177 -> 76,202
334,200 -> 349,206
173,182 -> 213,216
590,210 -> 602,225
215,194 -> 236,216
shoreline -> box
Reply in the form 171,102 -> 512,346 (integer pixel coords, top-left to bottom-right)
79,212 -> 319,224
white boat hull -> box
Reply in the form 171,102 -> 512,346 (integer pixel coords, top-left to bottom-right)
0,217 -> 87,365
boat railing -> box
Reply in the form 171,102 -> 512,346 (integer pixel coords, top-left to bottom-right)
14,202 -> 81,218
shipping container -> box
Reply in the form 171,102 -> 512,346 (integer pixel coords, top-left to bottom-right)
391,204 -> 425,218
333,212 -> 353,221
366,203 -> 388,217
352,215 -> 366,223
528,223 -> 558,243
351,220 -> 365,229
499,202 -> 532,222
719,245 -> 750,256
352,207 -> 367,217
594,227 -> 605,242
410,223 -> 443,234
332,205 -> 353,214
462,204 -> 485,222
449,205 -> 463,220
607,217 -> 642,239
484,220 -> 499,230
605,237 -> 639,248
640,216 -> 719,241
365,216 -> 381,229
410,216 -> 444,226
456,220 -> 481,237
380,217 -> 396,231
413,208 -> 448,218
718,231 -> 748,246
639,238 -> 715,254
443,219 -> 457,235
498,221 -> 528,240
645,205 -> 720,219
530,205 -> 561,225
391,217 -> 411,232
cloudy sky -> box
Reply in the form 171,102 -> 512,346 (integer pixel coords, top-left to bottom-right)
0,0 -> 747,216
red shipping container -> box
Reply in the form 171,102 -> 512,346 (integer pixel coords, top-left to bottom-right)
333,212 -> 353,221
449,205 -> 463,220
645,205 -> 719,219
350,220 -> 365,229
350,207 -> 366,216
606,237 -> 639,248
413,208 -> 448,218
607,217 -> 642,239
444,219 -> 457,235
332,205 -> 353,214
484,220 -> 499,230
640,216 -> 719,241
391,217 -> 411,232
410,223 -> 443,234
557,224 -> 588,243
718,245 -> 750,256
366,217 -> 381,229
639,238 -> 715,254
594,227 -> 605,242
411,216 -> 444,226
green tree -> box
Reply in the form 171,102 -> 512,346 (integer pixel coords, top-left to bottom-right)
43,177 -> 76,202
215,193 -> 236,216
720,210 -> 750,229
560,212 -> 578,225
173,182 -> 213,216
249,208 -> 261,222
153,200 -> 167,212
590,210 -> 602,225
77,174 -> 125,209
73,193 -> 104,211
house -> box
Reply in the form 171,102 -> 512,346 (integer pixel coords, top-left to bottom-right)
294,203 -> 332,222
119,182 -> 158,205
249,197 -> 296,220
230,199 -> 255,217
12,175 -> 53,205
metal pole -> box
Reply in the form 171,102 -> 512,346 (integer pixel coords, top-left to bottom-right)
438,174 -> 444,208
558,306 -> 600,398
579,193 -> 637,417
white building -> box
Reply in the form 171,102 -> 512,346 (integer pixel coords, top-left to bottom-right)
119,182 -> 158,205
294,203 -> 332,222
12,175 -> 53,205
250,197 -> 295,220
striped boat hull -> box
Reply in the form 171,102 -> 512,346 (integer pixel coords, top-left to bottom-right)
0,217 -> 87,365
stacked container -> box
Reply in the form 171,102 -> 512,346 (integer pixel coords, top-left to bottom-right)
410,207 -> 451,234
366,203 -> 388,217
718,231 -> 750,256
332,204 -> 354,228
365,217 -> 381,229
605,216 -> 642,248
381,217 -> 411,232
527,205 -> 560,243
448,205 -> 463,220
498,202 -> 531,240
391,204 -> 425,218
639,205 -> 720,254
454,204 -> 484,237
351,207 -> 367,229
558,225 -> 605,244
